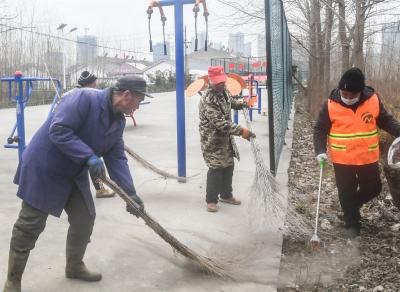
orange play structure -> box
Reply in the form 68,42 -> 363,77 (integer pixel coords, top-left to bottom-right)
185,73 -> 246,97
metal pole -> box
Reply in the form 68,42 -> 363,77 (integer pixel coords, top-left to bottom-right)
265,0 -> 276,175
174,0 -> 187,180
15,74 -> 26,160
233,110 -> 238,124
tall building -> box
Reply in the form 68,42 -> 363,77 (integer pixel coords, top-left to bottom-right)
76,35 -> 98,65
244,42 -> 252,57
228,32 -> 245,56
153,42 -> 171,62
257,34 -> 266,57
190,32 -> 207,52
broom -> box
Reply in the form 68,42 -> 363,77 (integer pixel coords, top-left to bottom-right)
99,176 -> 231,279
124,145 -> 186,182
242,108 -> 311,238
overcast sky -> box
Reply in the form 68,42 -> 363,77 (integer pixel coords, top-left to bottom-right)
4,0 -> 265,57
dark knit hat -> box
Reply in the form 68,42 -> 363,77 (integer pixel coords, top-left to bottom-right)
338,67 -> 365,93
114,76 -> 154,98
78,71 -> 97,87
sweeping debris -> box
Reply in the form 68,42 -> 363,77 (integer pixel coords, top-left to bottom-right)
242,109 -> 311,238
100,176 -> 231,279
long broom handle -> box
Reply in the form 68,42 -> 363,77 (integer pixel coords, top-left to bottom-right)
100,177 -> 145,216
314,163 -> 324,235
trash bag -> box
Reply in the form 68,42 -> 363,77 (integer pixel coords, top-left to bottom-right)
388,137 -> 400,168
384,137 -> 400,208
383,165 -> 400,208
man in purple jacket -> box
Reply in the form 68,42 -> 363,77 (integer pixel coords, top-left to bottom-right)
3,76 -> 152,292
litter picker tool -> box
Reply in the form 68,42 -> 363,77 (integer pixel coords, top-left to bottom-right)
100,176 -> 231,279
310,160 -> 325,251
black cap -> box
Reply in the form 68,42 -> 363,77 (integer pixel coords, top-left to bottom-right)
338,67 -> 365,93
78,70 -> 97,87
114,76 -> 154,98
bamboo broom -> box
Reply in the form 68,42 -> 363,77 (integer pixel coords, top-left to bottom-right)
100,176 -> 231,279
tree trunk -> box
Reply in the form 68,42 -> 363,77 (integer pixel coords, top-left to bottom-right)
338,0 -> 350,73
323,0 -> 334,96
308,0 -> 324,117
352,0 -> 365,70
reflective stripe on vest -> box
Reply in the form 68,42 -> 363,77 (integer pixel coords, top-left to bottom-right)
328,94 -> 380,165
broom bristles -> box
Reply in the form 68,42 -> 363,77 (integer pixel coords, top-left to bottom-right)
242,109 -> 312,238
124,145 -> 184,181
100,177 -> 232,279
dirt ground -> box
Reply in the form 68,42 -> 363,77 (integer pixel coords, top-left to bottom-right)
277,102 -> 400,292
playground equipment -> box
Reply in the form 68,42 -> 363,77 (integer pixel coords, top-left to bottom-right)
1,71 -> 62,160
146,0 -> 209,179
185,72 -> 244,97
233,74 -> 263,124
185,73 -> 260,126
124,101 -> 151,127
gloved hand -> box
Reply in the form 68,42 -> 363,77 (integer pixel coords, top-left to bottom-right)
126,193 -> 144,218
241,100 -> 250,109
87,155 -> 106,180
241,128 -> 256,141
316,153 -> 328,165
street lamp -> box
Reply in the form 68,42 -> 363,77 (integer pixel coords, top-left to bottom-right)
57,24 -> 78,91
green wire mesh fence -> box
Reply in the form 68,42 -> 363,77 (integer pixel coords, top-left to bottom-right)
265,0 -> 294,175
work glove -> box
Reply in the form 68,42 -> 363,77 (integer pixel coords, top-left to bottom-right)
126,193 -> 144,218
241,100 -> 250,109
316,153 -> 328,167
87,155 -> 106,180
241,128 -> 256,141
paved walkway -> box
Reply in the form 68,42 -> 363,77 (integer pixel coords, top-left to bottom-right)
0,91 -> 293,292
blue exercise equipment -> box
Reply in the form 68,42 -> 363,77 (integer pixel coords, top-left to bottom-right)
1,71 -> 62,161
146,0 -> 209,179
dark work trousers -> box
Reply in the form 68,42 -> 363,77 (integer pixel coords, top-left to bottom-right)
333,162 -> 382,228
206,165 -> 234,203
10,184 -> 95,263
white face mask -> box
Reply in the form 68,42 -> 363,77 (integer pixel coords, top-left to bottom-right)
341,95 -> 360,105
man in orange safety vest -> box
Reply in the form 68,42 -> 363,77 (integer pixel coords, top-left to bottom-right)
314,67 -> 400,238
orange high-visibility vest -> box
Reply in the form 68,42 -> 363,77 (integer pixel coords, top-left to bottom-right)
327,94 -> 380,165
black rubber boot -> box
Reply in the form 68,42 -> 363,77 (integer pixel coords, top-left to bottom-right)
65,241 -> 101,282
3,250 -> 29,292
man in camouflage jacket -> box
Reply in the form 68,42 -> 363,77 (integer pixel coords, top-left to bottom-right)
199,66 -> 256,212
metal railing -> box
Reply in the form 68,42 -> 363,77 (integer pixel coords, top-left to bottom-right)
265,0 -> 294,175
210,57 -> 267,77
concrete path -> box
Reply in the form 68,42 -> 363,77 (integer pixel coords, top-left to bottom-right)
0,91 -> 293,292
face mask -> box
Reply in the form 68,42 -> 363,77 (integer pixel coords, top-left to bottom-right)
341,95 -> 360,106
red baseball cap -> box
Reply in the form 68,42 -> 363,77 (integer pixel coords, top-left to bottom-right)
208,66 -> 227,85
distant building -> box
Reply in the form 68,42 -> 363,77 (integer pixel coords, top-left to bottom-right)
142,60 -> 176,83
67,56 -> 142,88
76,35 -> 98,65
153,42 -> 171,62
190,32 -> 207,52
187,48 -> 233,75
228,32 -> 245,56
244,42 -> 252,57
257,34 -> 266,58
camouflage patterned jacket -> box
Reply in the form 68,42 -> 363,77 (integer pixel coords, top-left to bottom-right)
199,87 -> 245,169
